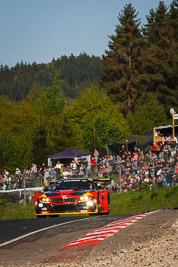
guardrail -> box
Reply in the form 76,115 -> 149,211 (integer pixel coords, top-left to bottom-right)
0,187 -> 43,194
0,187 -> 43,204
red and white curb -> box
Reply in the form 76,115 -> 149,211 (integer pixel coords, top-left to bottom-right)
62,210 -> 159,249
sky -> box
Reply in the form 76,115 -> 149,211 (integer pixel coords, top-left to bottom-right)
0,0 -> 173,68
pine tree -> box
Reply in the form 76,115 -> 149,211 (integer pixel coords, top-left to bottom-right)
141,1 -> 178,113
169,0 -> 178,39
127,92 -> 169,135
100,3 -> 144,114
45,72 -> 65,117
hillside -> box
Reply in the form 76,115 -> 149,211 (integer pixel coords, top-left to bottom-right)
0,53 -> 102,102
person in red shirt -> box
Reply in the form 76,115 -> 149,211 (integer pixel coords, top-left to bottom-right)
152,143 -> 157,152
90,157 -> 96,176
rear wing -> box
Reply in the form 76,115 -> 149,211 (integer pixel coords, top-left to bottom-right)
57,177 -> 111,184
92,178 -> 111,184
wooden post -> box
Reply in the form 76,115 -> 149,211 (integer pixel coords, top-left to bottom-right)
94,125 -> 96,150
153,128 -> 155,145
106,144 -> 109,157
126,139 -> 128,152
172,113 -> 175,139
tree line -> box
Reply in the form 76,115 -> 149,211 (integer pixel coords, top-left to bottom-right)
0,1 -> 177,173
0,53 -> 102,101
101,1 -> 177,129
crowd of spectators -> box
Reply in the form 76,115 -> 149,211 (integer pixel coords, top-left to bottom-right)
95,141 -> 178,192
0,160 -> 89,191
0,164 -> 38,191
0,135 -> 178,192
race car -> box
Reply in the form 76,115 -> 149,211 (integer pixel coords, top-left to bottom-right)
34,178 -> 110,217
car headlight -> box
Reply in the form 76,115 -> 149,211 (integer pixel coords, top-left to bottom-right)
38,203 -> 43,207
41,198 -> 50,202
80,195 -> 91,201
87,200 -> 94,207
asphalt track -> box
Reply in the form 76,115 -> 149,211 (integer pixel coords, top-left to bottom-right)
0,214 -> 136,265
0,214 -> 132,246
0,210 -> 177,265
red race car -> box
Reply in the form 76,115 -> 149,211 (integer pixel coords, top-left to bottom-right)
34,178 -> 110,217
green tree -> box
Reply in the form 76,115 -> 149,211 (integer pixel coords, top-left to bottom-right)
58,109 -> 82,150
0,53 -> 101,102
0,96 -> 36,171
25,83 -> 48,165
32,126 -> 48,166
0,132 -> 15,173
127,93 -> 169,135
169,0 -> 178,39
12,129 -> 33,170
68,85 -> 130,152
82,114 -> 124,151
45,72 -> 65,117
101,3 -> 144,114
141,1 -> 178,114
26,82 -> 47,127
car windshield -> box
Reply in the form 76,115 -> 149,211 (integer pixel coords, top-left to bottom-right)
52,180 -> 94,191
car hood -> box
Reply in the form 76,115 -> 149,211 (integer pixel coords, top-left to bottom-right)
44,189 -> 87,197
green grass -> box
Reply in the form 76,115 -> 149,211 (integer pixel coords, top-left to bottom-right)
110,185 -> 178,214
0,203 -> 35,220
0,186 -> 177,220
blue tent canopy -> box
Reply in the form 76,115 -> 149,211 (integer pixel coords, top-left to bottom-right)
48,149 -> 90,160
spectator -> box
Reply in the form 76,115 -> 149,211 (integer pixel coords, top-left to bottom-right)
120,145 -> 126,157
31,163 -> 37,178
90,157 -> 96,176
71,160 -> 77,172
49,169 -> 55,186
78,169 -> 85,178
62,168 -> 73,178
163,145 -> 169,161
39,163 -> 46,177
23,168 -> 29,176
43,168 -> 50,188
15,168 -> 21,176
94,149 -> 99,168
54,160 -> 62,177
133,152 -> 138,169
139,151 -> 145,168
2,183 -> 7,191
104,164 -> 112,178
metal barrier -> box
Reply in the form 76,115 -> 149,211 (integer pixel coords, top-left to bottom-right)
0,187 -> 42,194
0,187 -> 43,204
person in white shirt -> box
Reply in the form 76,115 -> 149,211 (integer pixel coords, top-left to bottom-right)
55,160 -> 62,177
55,160 -> 62,169
72,161 -> 77,172
62,168 -> 72,178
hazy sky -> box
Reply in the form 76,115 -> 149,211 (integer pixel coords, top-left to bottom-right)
1,0 -> 173,68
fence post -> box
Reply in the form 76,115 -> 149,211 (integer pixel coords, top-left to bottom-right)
147,155 -> 155,187
119,162 -> 122,193
23,175 -> 26,204
153,158 -> 155,186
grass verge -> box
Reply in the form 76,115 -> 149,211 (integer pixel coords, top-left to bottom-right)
0,203 -> 35,220
110,185 -> 178,214
0,186 -> 177,220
